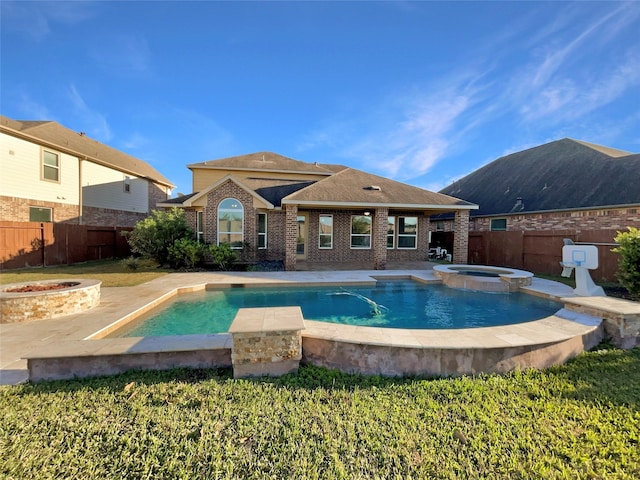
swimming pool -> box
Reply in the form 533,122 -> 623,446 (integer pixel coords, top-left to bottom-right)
115,279 -> 561,337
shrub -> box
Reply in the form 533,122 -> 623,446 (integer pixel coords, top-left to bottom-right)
612,226 -> 640,301
124,208 -> 193,266
121,256 -> 139,271
207,243 -> 237,271
167,238 -> 207,270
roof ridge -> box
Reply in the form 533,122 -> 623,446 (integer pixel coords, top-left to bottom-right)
566,138 -> 634,157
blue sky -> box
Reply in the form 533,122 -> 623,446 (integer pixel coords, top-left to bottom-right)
2,1 -> 639,197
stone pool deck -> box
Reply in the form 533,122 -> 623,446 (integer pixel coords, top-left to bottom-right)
0,268 -> 624,385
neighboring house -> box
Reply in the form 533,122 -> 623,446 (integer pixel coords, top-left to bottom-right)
159,152 -> 476,270
0,115 -> 174,227
432,138 -> 640,233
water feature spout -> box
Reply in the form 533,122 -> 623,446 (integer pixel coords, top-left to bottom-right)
329,288 -> 389,316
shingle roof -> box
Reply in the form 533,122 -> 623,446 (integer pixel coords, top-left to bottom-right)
438,138 -> 639,217
0,115 -> 174,187
242,178 -> 316,207
160,192 -> 199,205
283,167 -> 477,209
188,151 -> 346,175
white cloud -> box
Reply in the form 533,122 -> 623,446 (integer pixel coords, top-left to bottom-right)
88,33 -> 152,76
14,91 -> 52,120
1,1 -> 98,41
67,85 -> 112,141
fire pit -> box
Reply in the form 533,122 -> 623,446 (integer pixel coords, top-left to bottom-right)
0,279 -> 101,324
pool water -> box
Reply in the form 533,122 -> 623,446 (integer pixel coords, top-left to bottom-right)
117,280 -> 560,337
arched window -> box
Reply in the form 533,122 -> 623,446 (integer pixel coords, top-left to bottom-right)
218,198 -> 244,248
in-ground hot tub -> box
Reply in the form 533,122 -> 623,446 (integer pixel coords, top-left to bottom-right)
0,278 -> 101,323
433,265 -> 533,292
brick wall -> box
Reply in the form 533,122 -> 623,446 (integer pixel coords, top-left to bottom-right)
284,205 -> 298,270
453,210 -> 470,263
203,181 -> 257,246
373,207 -> 389,269
82,206 -> 147,227
464,206 -> 640,232
0,195 -> 80,223
148,182 -> 170,209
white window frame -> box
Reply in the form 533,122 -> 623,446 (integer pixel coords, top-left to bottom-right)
123,176 -> 131,193
196,211 -> 204,242
350,215 -> 372,249
217,198 -> 244,248
397,216 -> 418,249
387,216 -> 395,249
258,213 -> 267,249
319,214 -> 333,249
29,206 -> 52,222
42,149 -> 60,183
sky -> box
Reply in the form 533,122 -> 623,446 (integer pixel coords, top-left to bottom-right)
1,1 -> 639,197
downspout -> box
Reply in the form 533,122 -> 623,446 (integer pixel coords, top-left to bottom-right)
78,157 -> 84,224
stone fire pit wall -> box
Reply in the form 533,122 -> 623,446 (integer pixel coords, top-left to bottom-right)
0,279 -> 101,323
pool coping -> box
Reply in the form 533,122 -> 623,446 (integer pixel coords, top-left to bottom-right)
1,269 -> 604,384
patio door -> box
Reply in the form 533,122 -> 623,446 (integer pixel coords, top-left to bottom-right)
296,214 -> 307,259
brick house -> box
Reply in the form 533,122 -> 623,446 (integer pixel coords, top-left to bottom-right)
431,138 -> 640,236
0,115 -> 174,227
159,152 -> 477,270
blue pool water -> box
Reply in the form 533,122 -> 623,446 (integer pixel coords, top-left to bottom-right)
117,280 -> 560,337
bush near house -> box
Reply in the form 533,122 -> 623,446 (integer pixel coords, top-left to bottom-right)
124,208 -> 238,270
124,208 -> 193,266
613,227 -> 640,301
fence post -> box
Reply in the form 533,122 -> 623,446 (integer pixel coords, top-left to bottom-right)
40,223 -> 45,266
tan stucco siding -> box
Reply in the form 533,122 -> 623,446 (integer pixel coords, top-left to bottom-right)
191,168 -> 328,193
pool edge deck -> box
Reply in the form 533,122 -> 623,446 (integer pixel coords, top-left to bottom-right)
0,269 -> 608,384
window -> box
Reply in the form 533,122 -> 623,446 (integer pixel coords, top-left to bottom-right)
196,211 -> 204,242
397,216 -> 417,249
350,215 -> 371,249
387,216 -> 395,249
42,150 -> 59,182
258,213 -> 267,249
123,176 -> 131,193
29,206 -> 52,222
435,221 -> 444,232
490,218 -> 507,231
319,214 -> 333,249
217,198 -> 243,248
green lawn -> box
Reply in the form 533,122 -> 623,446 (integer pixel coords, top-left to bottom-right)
0,258 -> 170,287
1,346 -> 638,479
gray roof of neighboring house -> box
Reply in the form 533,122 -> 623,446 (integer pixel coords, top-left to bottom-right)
283,167 -> 477,209
0,115 -> 174,187
437,138 -> 639,217
188,151 -> 346,175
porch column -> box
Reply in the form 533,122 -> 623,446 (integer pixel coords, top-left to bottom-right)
373,207 -> 388,270
284,204 -> 298,271
453,210 -> 470,264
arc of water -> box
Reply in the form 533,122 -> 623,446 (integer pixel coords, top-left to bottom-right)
328,288 -> 389,316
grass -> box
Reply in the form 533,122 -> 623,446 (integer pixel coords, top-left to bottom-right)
0,258 -> 170,287
1,346 -> 639,479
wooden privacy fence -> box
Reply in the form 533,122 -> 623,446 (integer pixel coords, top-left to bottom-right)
467,230 -> 621,282
0,222 -> 132,270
